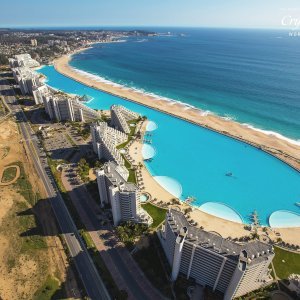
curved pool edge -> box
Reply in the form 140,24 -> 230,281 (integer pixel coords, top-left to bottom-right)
38,65 -> 300,228
269,210 -> 300,228
146,120 -> 158,131
47,64 -> 300,176
142,144 -> 156,160
199,202 -> 244,224
153,176 -> 183,198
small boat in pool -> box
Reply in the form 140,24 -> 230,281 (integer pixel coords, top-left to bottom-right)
296,202 -> 300,207
226,172 -> 233,177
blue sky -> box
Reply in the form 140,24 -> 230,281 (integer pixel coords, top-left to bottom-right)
1,0 -> 300,28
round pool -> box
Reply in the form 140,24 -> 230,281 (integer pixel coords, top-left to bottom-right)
146,121 -> 158,131
141,193 -> 150,202
142,144 -> 156,160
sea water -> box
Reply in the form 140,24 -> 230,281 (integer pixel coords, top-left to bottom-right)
38,28 -> 300,226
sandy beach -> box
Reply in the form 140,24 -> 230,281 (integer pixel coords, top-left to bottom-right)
53,49 -> 300,245
127,121 -> 300,245
54,51 -> 300,171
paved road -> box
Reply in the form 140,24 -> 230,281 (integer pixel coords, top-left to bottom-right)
0,77 -> 110,300
62,164 -> 165,300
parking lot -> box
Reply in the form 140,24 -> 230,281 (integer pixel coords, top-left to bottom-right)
43,131 -> 74,159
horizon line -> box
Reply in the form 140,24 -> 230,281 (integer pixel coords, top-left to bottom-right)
0,25 -> 290,31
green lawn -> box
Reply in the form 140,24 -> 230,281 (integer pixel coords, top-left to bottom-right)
121,154 -> 136,184
1,166 -> 17,183
47,158 -> 67,193
142,203 -> 167,228
33,276 -> 60,300
12,161 -> 36,205
17,201 -> 47,253
116,138 -> 130,150
273,246 -> 300,279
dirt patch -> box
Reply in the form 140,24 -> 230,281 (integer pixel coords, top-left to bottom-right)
89,168 -> 96,180
0,118 -> 81,299
0,193 -> 49,300
0,189 -> 14,225
0,146 -> 10,160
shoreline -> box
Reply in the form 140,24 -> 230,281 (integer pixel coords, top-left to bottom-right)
127,122 -> 300,244
44,47 -> 300,242
53,50 -> 300,171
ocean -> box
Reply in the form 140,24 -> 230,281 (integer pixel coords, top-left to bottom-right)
38,28 -> 300,226
39,65 -> 300,226
70,28 -> 300,143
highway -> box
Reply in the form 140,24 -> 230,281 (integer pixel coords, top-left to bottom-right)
0,77 -> 110,300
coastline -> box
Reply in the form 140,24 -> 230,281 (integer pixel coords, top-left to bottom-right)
47,47 -> 300,243
127,121 -> 300,245
54,50 -> 300,171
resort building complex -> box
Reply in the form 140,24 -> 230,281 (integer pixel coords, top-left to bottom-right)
11,66 -> 41,96
159,209 -> 274,299
32,84 -> 49,105
43,93 -> 100,122
9,54 -> 101,121
91,121 -> 127,166
92,106 -> 150,227
10,54 -> 46,104
9,53 -> 40,69
110,104 -> 140,134
96,161 -> 152,226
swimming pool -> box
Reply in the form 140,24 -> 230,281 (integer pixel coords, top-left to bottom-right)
142,144 -> 156,160
140,193 -> 150,202
38,66 -> 300,227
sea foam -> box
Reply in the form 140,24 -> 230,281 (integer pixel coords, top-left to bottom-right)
70,66 -> 300,147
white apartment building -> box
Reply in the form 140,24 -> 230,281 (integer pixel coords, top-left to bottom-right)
11,67 -> 41,95
96,161 -> 152,226
32,84 -> 49,105
159,209 -> 274,299
110,104 -> 140,134
91,122 -> 127,166
9,53 -> 40,68
9,54 -> 42,97
43,93 -> 100,122
31,39 -> 38,47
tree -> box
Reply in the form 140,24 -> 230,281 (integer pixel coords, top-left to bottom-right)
79,158 -> 87,167
94,160 -> 102,168
0,54 -> 8,65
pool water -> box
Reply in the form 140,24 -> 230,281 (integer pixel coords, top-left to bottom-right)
146,121 -> 158,131
200,202 -> 244,224
38,66 -> 300,227
269,211 -> 300,228
142,144 -> 156,160
140,194 -> 149,202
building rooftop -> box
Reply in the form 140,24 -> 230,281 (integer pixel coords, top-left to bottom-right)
13,67 -> 39,80
167,209 -> 274,265
101,161 -> 137,192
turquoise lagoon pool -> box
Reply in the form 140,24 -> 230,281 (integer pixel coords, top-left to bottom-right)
142,144 -> 156,160
39,66 -> 300,227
